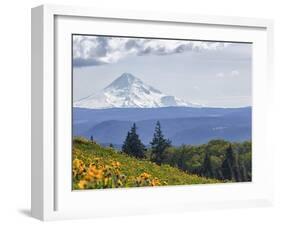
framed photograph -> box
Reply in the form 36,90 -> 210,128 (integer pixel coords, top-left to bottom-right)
31,4 -> 274,221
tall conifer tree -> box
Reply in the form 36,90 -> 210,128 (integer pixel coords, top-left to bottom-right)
221,144 -> 240,181
150,121 -> 171,164
122,123 -> 145,158
201,152 -> 214,178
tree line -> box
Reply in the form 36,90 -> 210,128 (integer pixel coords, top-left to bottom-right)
120,121 -> 251,182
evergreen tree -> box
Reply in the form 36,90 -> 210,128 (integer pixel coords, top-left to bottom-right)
150,121 -> 171,164
122,132 -> 130,155
215,168 -> 224,180
222,145 -> 234,180
239,159 -> 247,182
233,160 -> 241,182
122,123 -> 145,158
221,144 -> 240,181
201,152 -> 214,178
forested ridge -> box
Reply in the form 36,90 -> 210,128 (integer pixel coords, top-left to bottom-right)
121,121 -> 251,182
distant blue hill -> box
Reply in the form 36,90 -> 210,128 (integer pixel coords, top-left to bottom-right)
73,107 -> 251,146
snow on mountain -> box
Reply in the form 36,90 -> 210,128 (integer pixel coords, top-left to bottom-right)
74,73 -> 200,109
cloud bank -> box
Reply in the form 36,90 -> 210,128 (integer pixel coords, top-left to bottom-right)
73,35 -> 230,67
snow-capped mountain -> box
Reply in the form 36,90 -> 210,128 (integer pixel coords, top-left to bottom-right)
74,73 -> 200,109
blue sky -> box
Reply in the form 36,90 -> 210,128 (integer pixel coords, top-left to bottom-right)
73,35 -> 252,107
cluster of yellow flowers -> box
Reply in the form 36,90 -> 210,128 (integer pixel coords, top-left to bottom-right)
73,158 -> 126,189
72,159 -> 85,177
73,157 -> 165,189
135,172 -> 162,187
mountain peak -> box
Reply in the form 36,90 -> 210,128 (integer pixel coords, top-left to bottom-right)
120,72 -> 136,80
105,72 -> 140,90
74,72 -> 201,109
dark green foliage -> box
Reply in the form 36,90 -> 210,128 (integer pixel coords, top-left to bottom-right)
120,121 -> 251,182
221,145 -> 235,180
122,123 -> 145,159
238,146 -> 252,181
150,121 -> 171,164
221,145 -> 241,181
201,152 -> 214,178
239,159 -> 247,182
160,140 -> 251,182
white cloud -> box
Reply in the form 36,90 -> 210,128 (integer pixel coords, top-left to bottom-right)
216,70 -> 240,78
73,35 -> 230,67
230,70 -> 240,77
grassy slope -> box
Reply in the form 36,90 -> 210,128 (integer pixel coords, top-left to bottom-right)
73,138 -> 220,188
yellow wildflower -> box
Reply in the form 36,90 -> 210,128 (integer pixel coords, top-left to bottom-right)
78,180 -> 87,189
73,159 -> 85,175
117,179 -> 123,187
111,161 -> 121,168
140,172 -> 151,179
151,178 -> 161,186
86,165 -> 103,180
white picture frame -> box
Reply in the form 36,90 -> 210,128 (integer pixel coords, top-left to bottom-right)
31,4 -> 274,221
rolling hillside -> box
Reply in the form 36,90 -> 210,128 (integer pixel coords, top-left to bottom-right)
73,107 -> 251,146
72,137 -> 220,189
